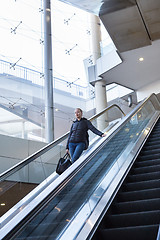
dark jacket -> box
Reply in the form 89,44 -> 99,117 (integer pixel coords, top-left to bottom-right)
66,117 -> 103,149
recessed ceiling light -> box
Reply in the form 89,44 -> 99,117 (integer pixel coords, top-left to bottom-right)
139,57 -> 144,62
1,203 -> 5,206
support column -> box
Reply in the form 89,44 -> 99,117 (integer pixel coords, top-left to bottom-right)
44,0 -> 54,142
90,14 -> 108,131
90,14 -> 101,64
95,80 -> 108,131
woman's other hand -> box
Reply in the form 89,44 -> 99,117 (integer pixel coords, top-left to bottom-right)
102,133 -> 106,137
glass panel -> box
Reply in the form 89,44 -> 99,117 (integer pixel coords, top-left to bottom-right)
10,96 -> 159,239
89,105 -> 124,142
0,94 -> 45,142
0,104 -> 125,218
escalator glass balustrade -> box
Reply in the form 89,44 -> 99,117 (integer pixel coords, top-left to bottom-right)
0,104 -> 123,218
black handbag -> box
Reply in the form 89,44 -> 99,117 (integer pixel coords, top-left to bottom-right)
56,153 -> 72,175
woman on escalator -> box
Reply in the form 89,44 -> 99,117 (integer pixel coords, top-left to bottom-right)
66,108 -> 106,163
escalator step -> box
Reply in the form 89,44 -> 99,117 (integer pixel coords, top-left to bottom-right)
143,144 -> 160,151
117,188 -> 160,202
104,210 -> 160,228
99,224 -> 159,240
138,153 -> 160,161
152,128 -> 160,133
148,129 -> 160,134
150,132 -> 160,136
113,198 -> 160,214
135,159 -> 160,167
140,148 -> 160,156
131,164 -> 160,174
123,179 -> 160,191
127,171 -> 160,182
148,136 -> 160,141
144,139 -> 160,147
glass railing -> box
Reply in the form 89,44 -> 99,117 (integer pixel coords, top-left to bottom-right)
0,104 -> 125,218
0,59 -> 92,99
1,94 -> 159,240
0,98 -> 45,141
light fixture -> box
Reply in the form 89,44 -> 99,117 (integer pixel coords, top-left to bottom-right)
139,57 -> 144,62
0,203 -> 5,206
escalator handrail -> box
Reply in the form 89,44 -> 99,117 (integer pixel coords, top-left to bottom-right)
0,103 -> 125,181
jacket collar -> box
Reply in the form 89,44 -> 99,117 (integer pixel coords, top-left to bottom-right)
73,117 -> 87,122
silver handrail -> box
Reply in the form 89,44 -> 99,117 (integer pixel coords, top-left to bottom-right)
0,103 -> 125,181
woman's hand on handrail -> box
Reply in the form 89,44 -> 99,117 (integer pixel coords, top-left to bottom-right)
102,133 -> 107,137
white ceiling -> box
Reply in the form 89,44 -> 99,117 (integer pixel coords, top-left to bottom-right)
100,39 -> 160,91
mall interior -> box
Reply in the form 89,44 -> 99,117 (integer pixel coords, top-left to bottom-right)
0,0 -> 160,239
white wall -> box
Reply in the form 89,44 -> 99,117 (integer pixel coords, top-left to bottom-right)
96,49 -> 122,76
0,134 -> 46,174
136,79 -> 160,102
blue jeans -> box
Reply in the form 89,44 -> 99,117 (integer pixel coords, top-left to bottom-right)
69,142 -> 85,163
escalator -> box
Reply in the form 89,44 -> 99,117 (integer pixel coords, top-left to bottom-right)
92,119 -> 160,240
0,94 -> 160,240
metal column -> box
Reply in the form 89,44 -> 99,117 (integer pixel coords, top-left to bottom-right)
44,0 -> 54,142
